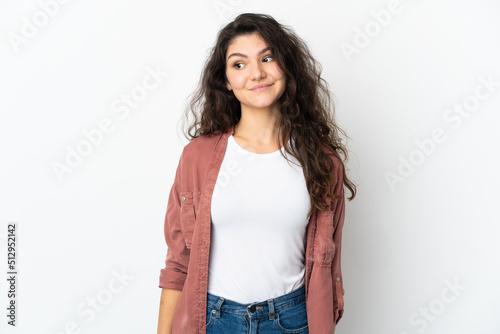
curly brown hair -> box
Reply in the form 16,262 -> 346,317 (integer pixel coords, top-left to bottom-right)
180,13 -> 357,218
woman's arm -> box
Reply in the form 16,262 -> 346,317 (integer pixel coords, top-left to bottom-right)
331,157 -> 346,329
157,288 -> 182,334
158,148 -> 191,333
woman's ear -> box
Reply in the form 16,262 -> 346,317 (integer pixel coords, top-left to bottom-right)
226,82 -> 232,91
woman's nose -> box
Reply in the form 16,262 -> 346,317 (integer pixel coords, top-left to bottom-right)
250,62 -> 265,80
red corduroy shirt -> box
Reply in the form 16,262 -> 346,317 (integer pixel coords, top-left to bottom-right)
159,125 -> 346,333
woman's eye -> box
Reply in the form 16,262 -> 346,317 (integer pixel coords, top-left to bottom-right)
232,56 -> 272,69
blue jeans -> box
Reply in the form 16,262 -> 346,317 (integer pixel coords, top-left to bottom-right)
206,284 -> 309,334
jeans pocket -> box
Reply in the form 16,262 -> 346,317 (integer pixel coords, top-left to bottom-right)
206,307 -> 216,329
273,300 -> 309,333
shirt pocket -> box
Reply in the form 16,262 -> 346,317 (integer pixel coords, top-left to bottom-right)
179,191 -> 201,249
314,210 -> 336,266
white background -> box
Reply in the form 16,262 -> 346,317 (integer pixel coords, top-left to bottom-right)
1,0 -> 499,333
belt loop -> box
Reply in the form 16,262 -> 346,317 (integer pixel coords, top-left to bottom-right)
268,298 -> 275,320
214,297 -> 224,318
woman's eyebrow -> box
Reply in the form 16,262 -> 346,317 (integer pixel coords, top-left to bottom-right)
227,47 -> 271,60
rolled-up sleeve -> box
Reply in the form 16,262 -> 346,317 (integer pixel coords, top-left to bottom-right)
159,149 -> 190,291
331,162 -> 346,324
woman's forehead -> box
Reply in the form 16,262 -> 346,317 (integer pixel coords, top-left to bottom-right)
226,33 -> 269,56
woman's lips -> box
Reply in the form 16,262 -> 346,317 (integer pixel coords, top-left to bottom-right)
250,84 -> 272,92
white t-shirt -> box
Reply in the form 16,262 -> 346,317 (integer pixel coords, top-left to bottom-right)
208,134 -> 311,303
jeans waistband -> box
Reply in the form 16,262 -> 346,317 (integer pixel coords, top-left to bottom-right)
206,284 -> 306,318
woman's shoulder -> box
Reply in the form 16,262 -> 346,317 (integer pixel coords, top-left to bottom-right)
320,143 -> 342,164
180,131 -> 227,163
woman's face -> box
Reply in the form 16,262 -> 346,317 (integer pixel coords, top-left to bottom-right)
225,32 -> 286,112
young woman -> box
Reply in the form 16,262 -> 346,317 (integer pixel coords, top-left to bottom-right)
157,13 -> 356,334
